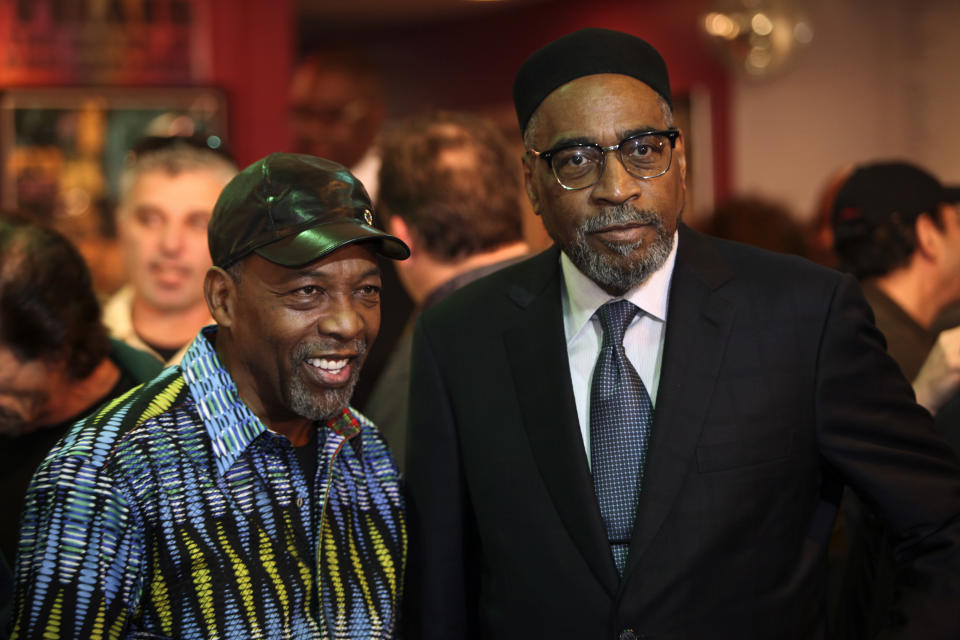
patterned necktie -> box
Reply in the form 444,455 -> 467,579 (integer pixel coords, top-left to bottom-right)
589,299 -> 653,576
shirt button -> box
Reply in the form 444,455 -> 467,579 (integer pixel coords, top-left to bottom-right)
296,497 -> 304,507
618,630 -> 638,640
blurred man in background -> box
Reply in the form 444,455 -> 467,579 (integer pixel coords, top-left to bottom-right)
366,112 -> 528,468
0,214 -> 162,636
698,195 -> 809,257
102,136 -> 237,364
289,50 -> 385,198
833,162 -> 960,382
830,161 -> 960,639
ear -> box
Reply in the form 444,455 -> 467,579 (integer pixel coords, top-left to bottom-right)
915,212 -> 942,260
204,266 -> 239,328
674,130 -> 688,184
522,153 -> 542,216
387,216 -> 416,256
114,205 -> 132,235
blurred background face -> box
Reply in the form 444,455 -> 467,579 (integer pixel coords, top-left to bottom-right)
0,345 -> 51,436
289,62 -> 382,168
118,169 -> 223,313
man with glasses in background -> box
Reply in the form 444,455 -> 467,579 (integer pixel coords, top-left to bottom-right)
103,136 -> 237,364
404,28 -> 960,639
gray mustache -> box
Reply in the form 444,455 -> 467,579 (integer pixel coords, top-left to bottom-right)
292,339 -> 367,362
581,206 -> 664,233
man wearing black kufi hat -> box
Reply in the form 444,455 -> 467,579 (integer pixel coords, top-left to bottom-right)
404,28 -> 960,639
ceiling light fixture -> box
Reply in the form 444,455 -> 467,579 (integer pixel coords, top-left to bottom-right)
702,0 -> 813,78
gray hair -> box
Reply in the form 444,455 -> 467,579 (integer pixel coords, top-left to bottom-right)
118,140 -> 237,212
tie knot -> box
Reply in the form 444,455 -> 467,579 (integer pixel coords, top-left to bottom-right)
596,299 -> 638,345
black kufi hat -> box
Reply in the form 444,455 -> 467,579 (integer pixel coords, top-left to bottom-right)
513,28 -> 673,133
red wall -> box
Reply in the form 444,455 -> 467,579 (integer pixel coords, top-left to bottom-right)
210,0 -> 294,166
0,0 -> 294,168
0,0 -> 727,196
300,0 -> 731,201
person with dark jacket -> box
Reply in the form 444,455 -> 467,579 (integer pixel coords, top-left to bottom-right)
365,112 -> 529,470
0,214 -> 163,639
829,163 -> 960,638
404,29 -> 960,639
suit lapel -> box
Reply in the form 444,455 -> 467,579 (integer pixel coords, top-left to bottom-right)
503,247 -> 621,596
624,225 -> 736,577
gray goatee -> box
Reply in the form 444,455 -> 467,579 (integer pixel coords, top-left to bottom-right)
564,204 -> 674,295
286,338 -> 367,422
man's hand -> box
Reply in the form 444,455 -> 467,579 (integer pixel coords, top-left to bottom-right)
914,325 -> 960,414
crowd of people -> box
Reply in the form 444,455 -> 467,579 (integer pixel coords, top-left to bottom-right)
2,27 -> 960,640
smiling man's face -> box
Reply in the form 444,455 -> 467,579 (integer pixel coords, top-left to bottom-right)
523,73 -> 686,294
225,244 -> 382,426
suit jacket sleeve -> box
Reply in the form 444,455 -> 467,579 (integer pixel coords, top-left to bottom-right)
816,274 -> 960,639
403,316 -> 480,639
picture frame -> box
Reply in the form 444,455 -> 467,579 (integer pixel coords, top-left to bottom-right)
0,86 -> 227,221
672,87 -> 715,225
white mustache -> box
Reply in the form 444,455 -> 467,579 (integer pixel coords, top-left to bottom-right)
581,206 -> 664,233
292,339 -> 367,363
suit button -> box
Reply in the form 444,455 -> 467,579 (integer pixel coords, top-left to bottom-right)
618,630 -> 638,640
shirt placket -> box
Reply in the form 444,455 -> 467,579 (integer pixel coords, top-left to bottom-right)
253,433 -> 317,616
314,426 -> 356,635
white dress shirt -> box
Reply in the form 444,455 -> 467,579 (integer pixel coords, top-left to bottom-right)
560,231 -> 678,465
101,284 -> 199,365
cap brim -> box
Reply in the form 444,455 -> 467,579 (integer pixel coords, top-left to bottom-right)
254,221 -> 410,267
944,186 -> 960,204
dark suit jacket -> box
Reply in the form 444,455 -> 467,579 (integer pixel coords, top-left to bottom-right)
404,225 -> 960,640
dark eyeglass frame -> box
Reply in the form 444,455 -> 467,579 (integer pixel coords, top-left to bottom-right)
528,128 -> 681,191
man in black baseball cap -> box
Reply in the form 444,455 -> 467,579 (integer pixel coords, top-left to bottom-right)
208,152 -> 408,269
205,151 -> 408,438
11,152 -> 408,638
404,27 -> 960,640
830,161 -> 960,639
833,161 -> 960,378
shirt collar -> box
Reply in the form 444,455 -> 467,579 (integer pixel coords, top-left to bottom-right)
181,326 -> 268,476
180,326 -> 365,476
561,230 -> 679,344
102,284 -> 137,342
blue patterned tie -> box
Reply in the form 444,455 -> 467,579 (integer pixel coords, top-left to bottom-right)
590,299 -> 653,576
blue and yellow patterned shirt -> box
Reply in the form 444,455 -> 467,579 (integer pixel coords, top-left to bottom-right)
11,327 -> 406,639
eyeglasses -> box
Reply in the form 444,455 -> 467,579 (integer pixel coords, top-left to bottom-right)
528,129 -> 680,190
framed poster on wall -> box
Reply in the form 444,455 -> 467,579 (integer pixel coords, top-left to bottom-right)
0,87 -> 227,295
0,86 -> 227,221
